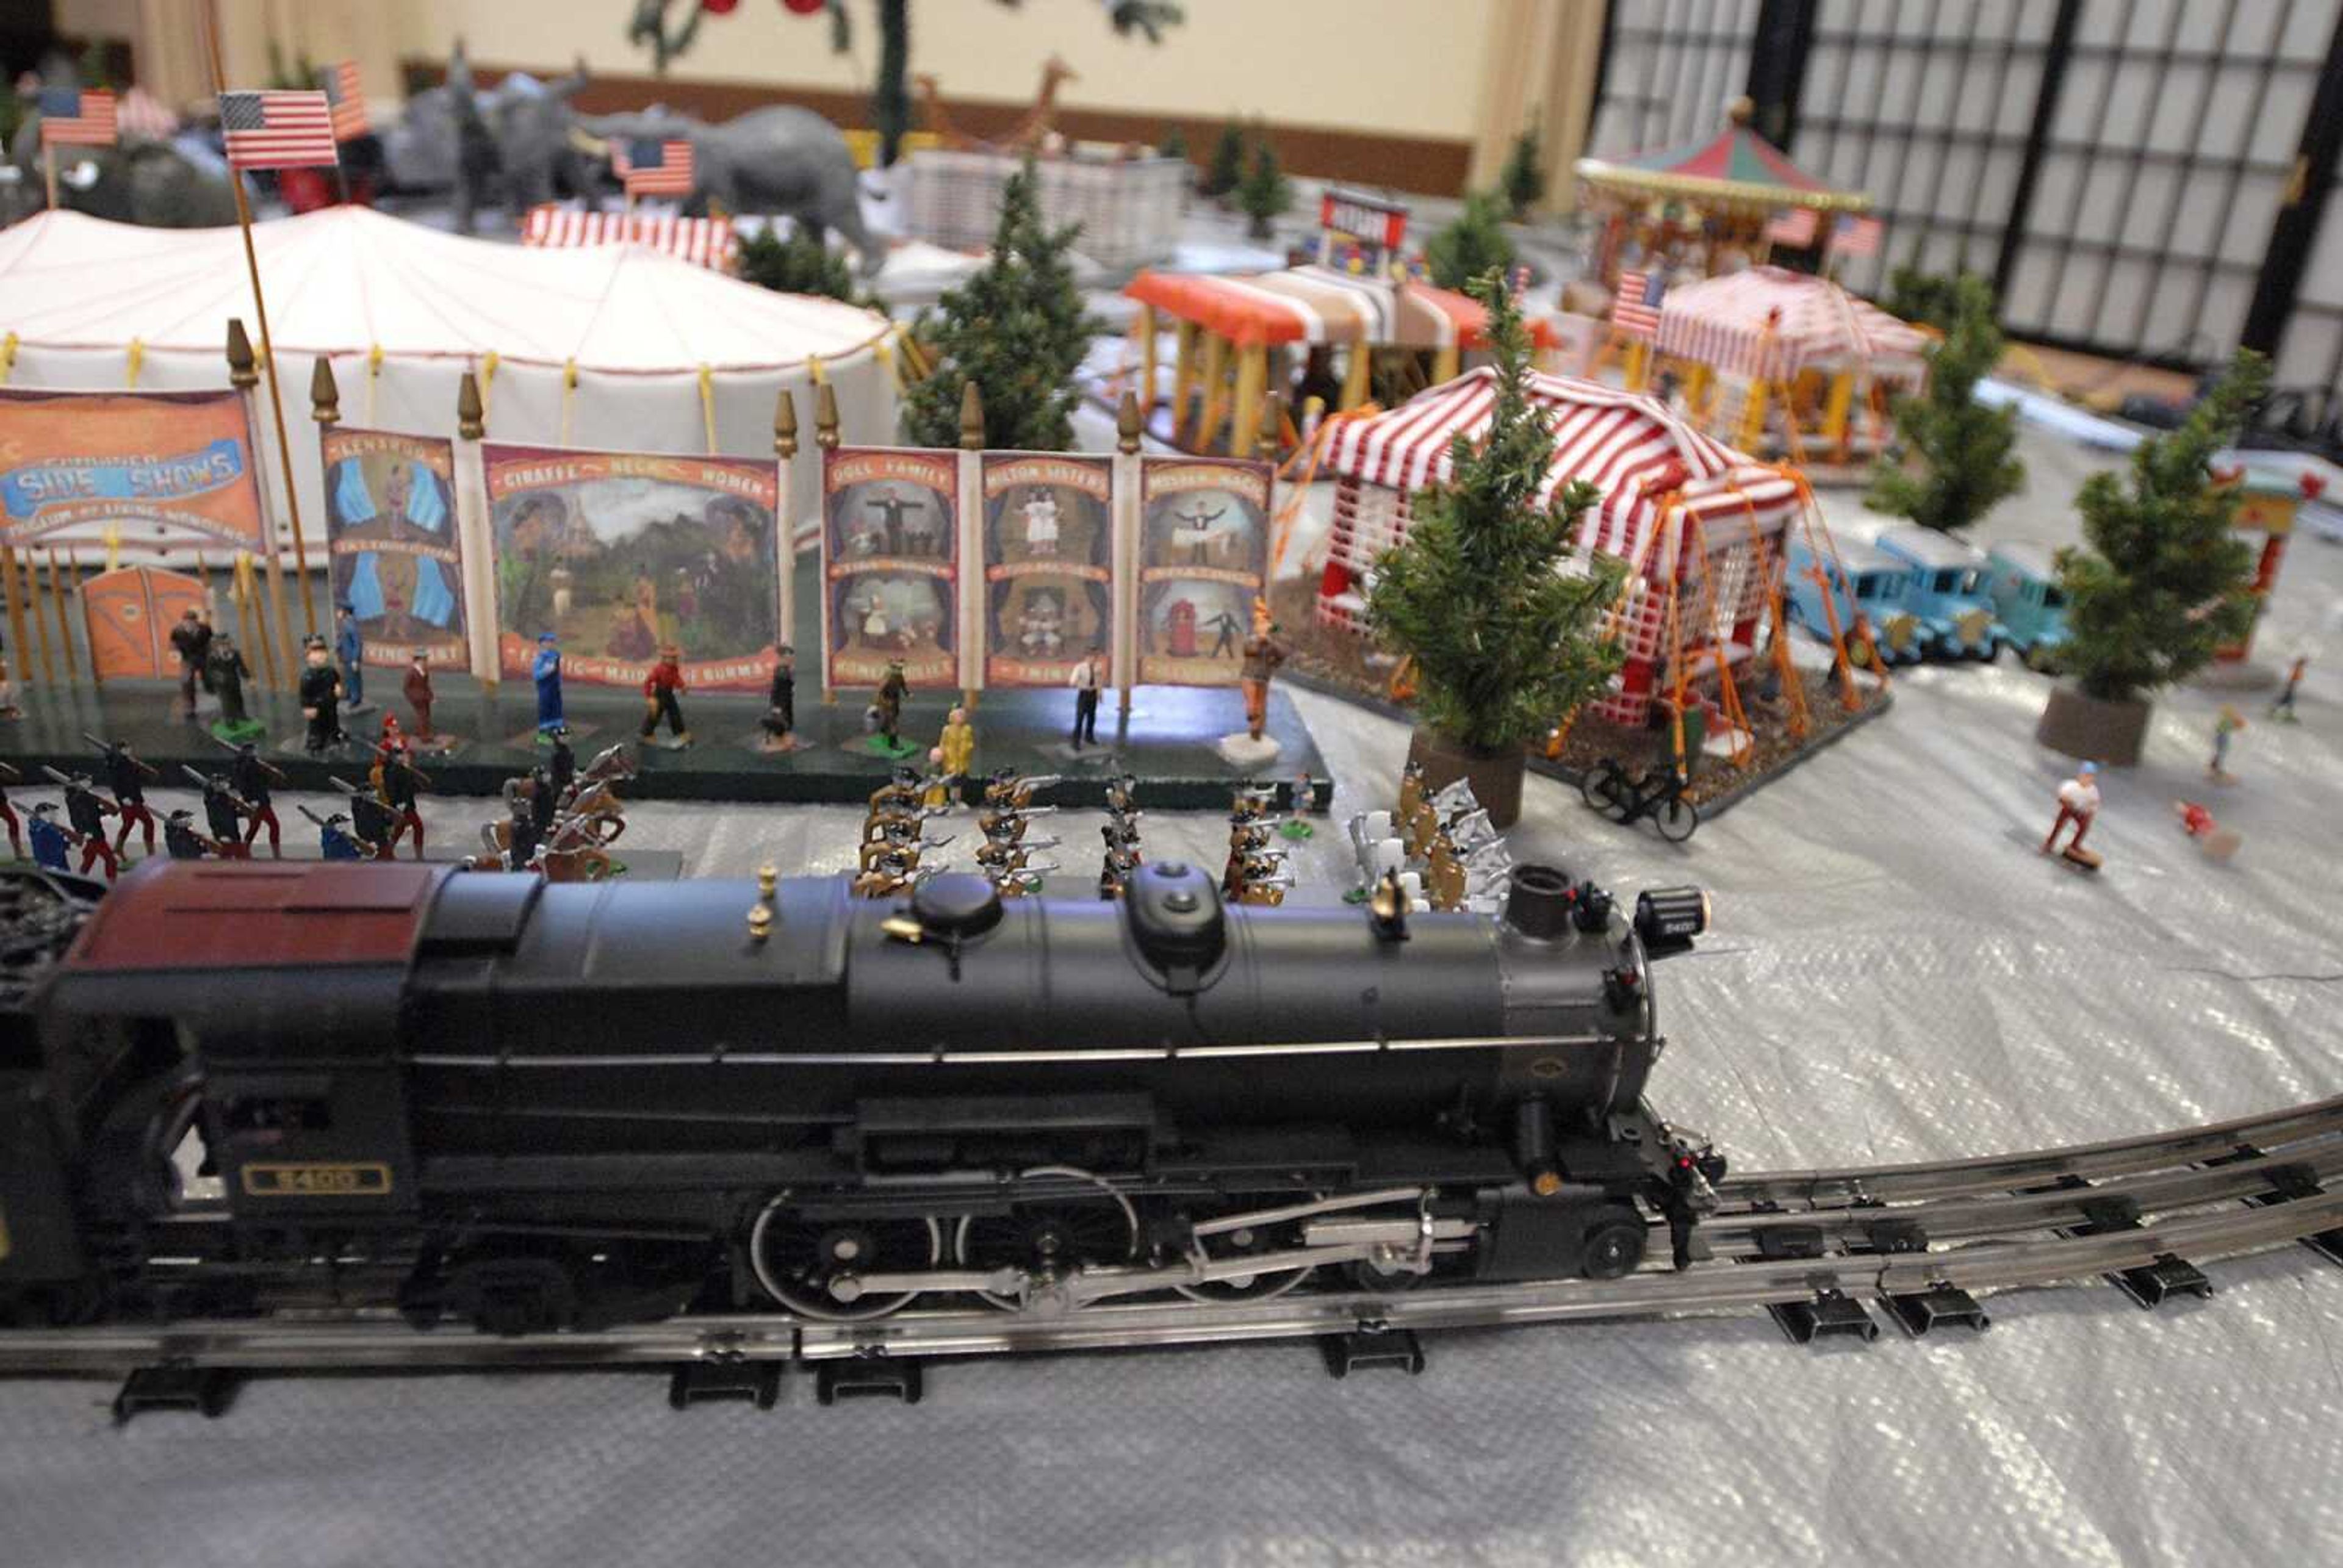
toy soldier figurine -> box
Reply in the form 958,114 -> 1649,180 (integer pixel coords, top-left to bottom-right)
527,763 -> 560,838
163,808 -> 212,860
50,771 -> 120,879
189,769 -> 253,860
547,730 -> 577,804
334,602 -> 370,712
298,635 -> 346,755
405,649 -> 437,739
505,795 -> 544,870
2208,706 -> 2246,782
533,631 -> 565,741
2040,761 -> 2103,869
28,802 -> 72,872
87,736 -> 160,856
873,659 -> 909,752
1239,599 -> 1286,743
640,644 -> 690,747
333,775 -> 401,863
304,808 -> 370,863
206,632 -> 259,740
760,645 -> 797,749
170,606 -> 213,721
1068,651 -> 1102,750
378,745 -> 430,860
2269,653 -> 2308,724
0,760 -> 21,859
223,741 -> 287,857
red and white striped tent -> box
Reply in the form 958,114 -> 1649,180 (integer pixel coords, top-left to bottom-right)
1655,265 -> 1928,384
1125,265 -> 1558,352
1315,367 -> 1802,724
522,205 -> 738,272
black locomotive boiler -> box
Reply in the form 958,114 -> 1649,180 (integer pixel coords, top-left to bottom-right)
0,858 -> 1717,1335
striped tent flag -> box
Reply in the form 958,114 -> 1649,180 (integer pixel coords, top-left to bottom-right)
218,89 -> 339,170
1764,206 -> 1818,248
1612,268 -> 1665,339
615,138 -> 696,198
315,60 -> 370,142
1832,214 -> 1884,257
37,86 -> 117,147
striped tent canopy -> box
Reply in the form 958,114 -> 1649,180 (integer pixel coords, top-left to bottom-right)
1577,108 -> 1870,215
1124,265 -> 1558,352
1656,266 -> 1931,383
1323,366 -> 1801,564
522,205 -> 738,271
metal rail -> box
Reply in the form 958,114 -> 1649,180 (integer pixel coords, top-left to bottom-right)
4,1098 -> 2341,1379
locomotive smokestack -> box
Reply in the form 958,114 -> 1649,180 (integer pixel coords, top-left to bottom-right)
1502,865 -> 1577,940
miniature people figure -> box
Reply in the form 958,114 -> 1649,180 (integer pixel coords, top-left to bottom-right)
59,774 -> 120,879
938,705 -> 976,779
761,645 -> 797,746
163,808 -> 211,860
1200,606 -> 1243,660
90,738 -> 159,856
2208,706 -> 2246,781
2269,654 -> 2308,723
334,602 -> 368,711
0,761 -> 20,858
1239,600 -> 1287,742
228,742 -> 286,857
874,659 -> 909,750
527,764 -> 560,839
547,730 -> 577,804
640,644 -> 690,746
405,649 -> 436,739
2041,761 -> 2101,860
1068,652 -> 1101,749
921,749 -> 953,810
505,797 -> 544,870
1021,486 -> 1060,557
28,802 -> 72,872
319,811 -> 369,862
206,633 -> 256,737
865,487 -> 927,556
198,773 -> 251,859
379,746 -> 429,860
298,635 -> 345,755
170,607 -> 213,721
342,777 -> 401,863
533,631 -> 565,741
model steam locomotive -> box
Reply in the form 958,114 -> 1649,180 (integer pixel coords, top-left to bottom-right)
0,857 -> 1718,1335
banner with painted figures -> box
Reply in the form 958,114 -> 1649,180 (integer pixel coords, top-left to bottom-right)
483,443 -> 782,691
320,427 -> 469,671
820,447 -> 960,689
0,389 -> 268,550
1135,457 -> 1272,686
979,453 -> 1113,688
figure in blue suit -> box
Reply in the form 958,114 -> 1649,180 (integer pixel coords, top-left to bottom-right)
533,631 -> 565,740
28,803 -> 71,871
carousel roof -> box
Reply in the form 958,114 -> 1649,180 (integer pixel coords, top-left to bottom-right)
1576,105 -> 1870,214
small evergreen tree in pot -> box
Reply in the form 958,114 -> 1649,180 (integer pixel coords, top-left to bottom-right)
1865,272 -> 2023,534
2035,350 -> 2268,764
736,223 -> 881,311
1425,192 -> 1518,292
1499,121 -> 1544,220
1366,272 -> 1627,825
1201,121 -> 1245,200
901,164 -> 1097,451
1236,134 -> 1292,240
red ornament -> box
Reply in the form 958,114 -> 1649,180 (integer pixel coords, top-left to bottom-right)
781,0 -> 826,13
702,0 -> 741,12
2300,471 -> 2327,501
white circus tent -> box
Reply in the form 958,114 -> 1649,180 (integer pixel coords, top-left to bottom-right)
0,206 -> 899,563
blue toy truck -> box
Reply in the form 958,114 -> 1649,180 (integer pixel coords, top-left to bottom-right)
1873,524 -> 2007,660
1984,541 -> 2070,671
1784,534 -> 1925,666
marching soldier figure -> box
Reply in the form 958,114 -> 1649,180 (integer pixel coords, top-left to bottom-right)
87,735 -> 161,856
185,768 -> 254,860
547,730 -> 577,805
378,744 -> 431,860
27,801 -> 72,872
331,775 -> 401,863
302,807 -> 371,862
163,808 -> 213,861
225,741 -> 289,857
47,770 -> 121,879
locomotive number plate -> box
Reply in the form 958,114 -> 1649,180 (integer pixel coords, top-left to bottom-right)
240,1162 -> 394,1198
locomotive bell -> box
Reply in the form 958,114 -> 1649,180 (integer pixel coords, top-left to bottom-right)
1126,860 -> 1228,991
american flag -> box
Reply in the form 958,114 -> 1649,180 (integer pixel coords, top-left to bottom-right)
1765,206 -> 1818,248
1832,214 -> 1884,257
1612,268 -> 1665,339
315,61 -> 370,142
37,87 -> 117,147
218,89 -> 339,171
614,138 -> 696,198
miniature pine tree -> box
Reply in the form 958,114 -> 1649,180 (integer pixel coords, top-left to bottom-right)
2056,350 -> 2269,703
871,0 -> 912,166
901,164 -> 1097,452
1424,192 -> 1517,292
1366,272 -> 1627,750
736,223 -> 880,311
1865,273 -> 2024,534
1499,121 -> 1544,219
1236,135 -> 1292,240
1201,121 -> 1245,199
1882,261 -> 1963,332
1157,124 -> 1188,163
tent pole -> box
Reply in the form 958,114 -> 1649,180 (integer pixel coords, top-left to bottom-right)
0,547 -> 27,689
46,550 -> 76,682
23,547 -> 54,686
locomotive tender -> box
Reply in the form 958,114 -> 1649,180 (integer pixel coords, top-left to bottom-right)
0,857 -> 1715,1336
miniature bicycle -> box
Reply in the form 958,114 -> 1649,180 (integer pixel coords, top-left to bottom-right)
1579,757 -> 1699,843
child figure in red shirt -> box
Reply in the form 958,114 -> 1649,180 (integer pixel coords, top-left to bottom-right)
640,644 -> 691,747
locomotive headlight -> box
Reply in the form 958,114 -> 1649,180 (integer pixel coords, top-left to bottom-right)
1633,886 -> 1708,958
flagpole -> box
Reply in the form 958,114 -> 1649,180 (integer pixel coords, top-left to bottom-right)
203,5 -> 320,643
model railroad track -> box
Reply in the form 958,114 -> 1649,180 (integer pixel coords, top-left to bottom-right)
7,1096 -> 2342,1406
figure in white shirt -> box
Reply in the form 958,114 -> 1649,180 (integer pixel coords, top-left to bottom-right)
2041,761 -> 2100,858
1068,652 -> 1101,749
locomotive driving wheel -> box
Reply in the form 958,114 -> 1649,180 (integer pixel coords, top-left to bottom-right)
953,1166 -> 1139,1311
749,1198 -> 942,1321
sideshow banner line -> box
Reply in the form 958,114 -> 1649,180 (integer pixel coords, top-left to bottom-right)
979,452 -> 1116,691
1134,457 -> 1274,688
0,388 -> 270,552
482,441 -> 785,692
320,426 -> 471,672
820,446 -> 961,693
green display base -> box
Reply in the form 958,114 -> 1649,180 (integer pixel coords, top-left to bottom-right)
865,735 -> 923,760
209,717 -> 267,745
